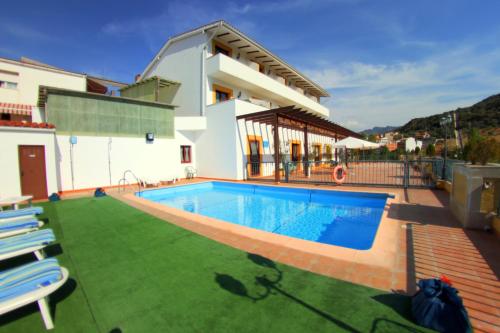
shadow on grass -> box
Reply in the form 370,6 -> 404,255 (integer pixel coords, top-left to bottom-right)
370,294 -> 429,333
369,318 -> 427,333
215,253 -> 362,333
372,293 -> 413,321
0,277 -> 77,327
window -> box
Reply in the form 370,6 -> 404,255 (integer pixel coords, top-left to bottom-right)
213,42 -> 232,57
313,144 -> 322,161
180,145 -> 192,163
0,80 -> 18,89
212,84 -> 233,103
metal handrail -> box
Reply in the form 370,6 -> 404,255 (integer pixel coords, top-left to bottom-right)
118,170 -> 142,194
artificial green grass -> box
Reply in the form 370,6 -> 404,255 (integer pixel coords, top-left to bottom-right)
0,197 -> 433,333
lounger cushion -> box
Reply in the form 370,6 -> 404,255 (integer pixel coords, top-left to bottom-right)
0,258 -> 62,302
0,219 -> 40,232
0,207 -> 43,219
0,229 -> 55,255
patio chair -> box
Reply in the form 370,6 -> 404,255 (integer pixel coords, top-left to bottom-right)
0,219 -> 44,239
185,166 -> 197,179
0,195 -> 33,210
0,206 -> 44,223
0,258 -> 69,330
0,229 -> 55,261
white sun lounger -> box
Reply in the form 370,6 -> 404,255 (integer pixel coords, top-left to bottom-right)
0,219 -> 44,239
0,258 -> 69,330
0,195 -> 33,210
0,206 -> 44,223
0,229 -> 55,261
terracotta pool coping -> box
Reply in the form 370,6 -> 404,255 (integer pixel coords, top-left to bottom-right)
112,180 -> 404,291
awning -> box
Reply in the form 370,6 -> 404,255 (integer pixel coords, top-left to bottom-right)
236,105 -> 362,139
0,103 -> 33,116
332,136 -> 380,149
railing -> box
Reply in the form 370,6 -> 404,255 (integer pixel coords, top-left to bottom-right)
432,158 -> 464,182
118,170 -> 142,193
246,159 -> 440,188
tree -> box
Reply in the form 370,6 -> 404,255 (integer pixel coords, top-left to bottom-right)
425,144 -> 435,156
379,146 -> 389,159
464,128 -> 500,164
367,134 -> 377,143
415,146 -> 421,156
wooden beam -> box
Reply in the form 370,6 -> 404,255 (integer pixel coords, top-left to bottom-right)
216,32 -> 230,37
247,50 -> 259,54
274,113 -> 280,183
238,45 -> 251,49
304,124 -> 309,176
228,39 -> 241,43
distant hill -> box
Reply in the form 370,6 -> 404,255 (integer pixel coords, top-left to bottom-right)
360,126 -> 399,135
398,93 -> 500,137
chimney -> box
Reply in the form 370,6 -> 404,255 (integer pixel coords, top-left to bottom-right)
134,74 -> 141,82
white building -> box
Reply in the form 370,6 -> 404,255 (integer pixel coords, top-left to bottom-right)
0,21 -> 358,200
142,20 -> 358,180
404,137 -> 423,152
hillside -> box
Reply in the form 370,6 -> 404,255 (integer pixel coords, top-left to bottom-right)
398,93 -> 500,137
361,126 -> 399,135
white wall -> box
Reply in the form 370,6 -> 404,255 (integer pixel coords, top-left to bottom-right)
0,127 -> 58,198
206,54 -> 330,118
236,116 -> 337,179
195,99 -> 265,180
195,99 -> 337,180
146,33 -> 208,117
405,137 -> 423,152
0,58 -> 86,106
55,131 -> 196,191
0,126 -> 197,197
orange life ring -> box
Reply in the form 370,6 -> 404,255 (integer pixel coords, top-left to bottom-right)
332,165 -> 347,184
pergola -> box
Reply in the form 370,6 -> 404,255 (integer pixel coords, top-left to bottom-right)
236,106 -> 361,182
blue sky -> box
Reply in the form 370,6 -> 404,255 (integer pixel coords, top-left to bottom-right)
1,0 -> 500,130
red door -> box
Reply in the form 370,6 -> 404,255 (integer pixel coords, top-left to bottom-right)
18,145 -> 48,199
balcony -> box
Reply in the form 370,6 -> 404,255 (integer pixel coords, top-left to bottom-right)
206,54 -> 329,118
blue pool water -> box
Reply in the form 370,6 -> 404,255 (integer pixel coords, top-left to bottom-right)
138,182 -> 390,250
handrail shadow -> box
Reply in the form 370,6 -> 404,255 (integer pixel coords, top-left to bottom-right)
215,253 -> 362,333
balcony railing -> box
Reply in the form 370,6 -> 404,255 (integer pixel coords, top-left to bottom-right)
206,53 -> 329,117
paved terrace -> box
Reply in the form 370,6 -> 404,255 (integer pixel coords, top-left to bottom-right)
113,179 -> 500,333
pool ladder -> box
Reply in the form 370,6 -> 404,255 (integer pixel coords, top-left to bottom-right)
118,170 -> 142,194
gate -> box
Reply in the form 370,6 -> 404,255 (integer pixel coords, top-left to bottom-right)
246,159 -> 440,188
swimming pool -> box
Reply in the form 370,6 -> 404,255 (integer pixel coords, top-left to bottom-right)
137,182 -> 390,250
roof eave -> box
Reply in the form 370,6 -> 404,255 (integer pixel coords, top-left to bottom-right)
141,20 -> 330,97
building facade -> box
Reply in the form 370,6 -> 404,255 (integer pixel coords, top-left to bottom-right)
0,21 -> 358,199
142,20 -> 357,180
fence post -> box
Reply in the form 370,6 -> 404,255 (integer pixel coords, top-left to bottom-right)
285,162 -> 289,183
404,159 -> 409,188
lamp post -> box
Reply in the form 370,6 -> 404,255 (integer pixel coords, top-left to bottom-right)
440,115 -> 452,180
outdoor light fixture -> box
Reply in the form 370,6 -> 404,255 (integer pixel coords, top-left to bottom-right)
146,132 -> 154,143
439,114 -> 453,180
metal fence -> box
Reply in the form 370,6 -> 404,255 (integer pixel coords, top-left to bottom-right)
246,158 -> 443,188
431,158 -> 464,182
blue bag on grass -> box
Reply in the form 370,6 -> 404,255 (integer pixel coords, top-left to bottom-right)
48,193 -> 60,202
412,278 -> 472,333
94,188 -> 107,197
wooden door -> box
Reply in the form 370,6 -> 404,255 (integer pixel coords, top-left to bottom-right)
249,140 -> 261,176
291,143 -> 300,162
18,145 -> 48,199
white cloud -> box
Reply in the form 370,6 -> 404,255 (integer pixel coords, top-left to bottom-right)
0,22 -> 57,42
305,43 -> 500,131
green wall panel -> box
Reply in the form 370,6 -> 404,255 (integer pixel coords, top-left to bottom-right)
47,93 -> 174,138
